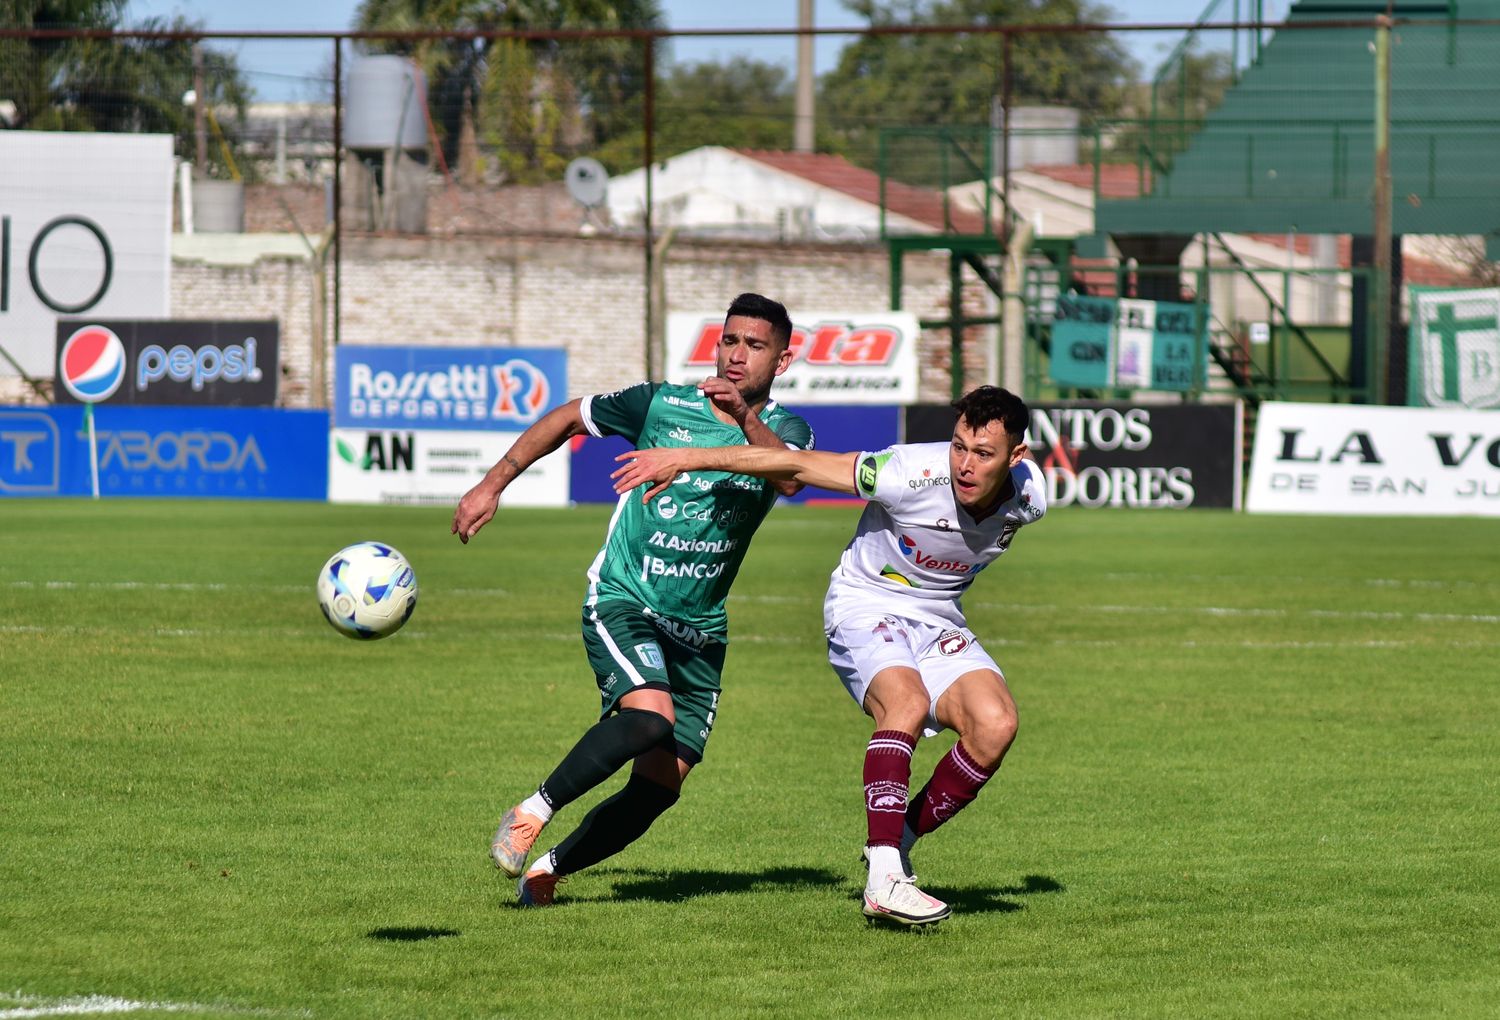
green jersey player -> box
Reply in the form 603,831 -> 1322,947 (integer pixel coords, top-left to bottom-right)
452,293 -> 812,907
613,386 -> 1043,927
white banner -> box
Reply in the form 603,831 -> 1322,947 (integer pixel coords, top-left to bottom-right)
1247,401 -> 1500,515
666,311 -> 920,404
0,132 -> 174,377
328,429 -> 568,507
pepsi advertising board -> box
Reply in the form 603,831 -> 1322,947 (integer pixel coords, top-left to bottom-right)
53,320 -> 279,406
0,405 -> 328,499
334,346 -> 567,431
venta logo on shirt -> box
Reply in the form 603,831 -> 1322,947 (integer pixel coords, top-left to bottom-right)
898,534 -> 972,573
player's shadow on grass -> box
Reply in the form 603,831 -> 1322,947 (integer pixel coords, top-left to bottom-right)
586,865 -> 846,903
366,927 -> 461,942
921,873 -> 1065,915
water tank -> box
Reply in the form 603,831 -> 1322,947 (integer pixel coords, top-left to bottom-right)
193,179 -> 245,233
1005,106 -> 1081,169
346,56 -> 428,152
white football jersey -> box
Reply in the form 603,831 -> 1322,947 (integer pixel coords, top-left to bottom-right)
824,443 -> 1046,630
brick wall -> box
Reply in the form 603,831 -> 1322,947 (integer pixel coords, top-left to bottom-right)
2,232 -> 1000,407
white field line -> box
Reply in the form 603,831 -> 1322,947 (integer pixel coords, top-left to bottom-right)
0,992 -> 305,1018
964,601 -> 1500,626
2,580 -> 511,597
1098,571 -> 1499,591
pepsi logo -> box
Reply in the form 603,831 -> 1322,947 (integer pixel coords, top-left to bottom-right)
59,325 -> 126,403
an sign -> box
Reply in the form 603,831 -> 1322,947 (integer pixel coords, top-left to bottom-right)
53,320 -> 278,406
328,428 -> 568,507
1050,295 -> 1204,392
334,346 -> 567,431
1247,401 -> 1500,516
0,405 -> 327,499
666,312 -> 920,405
1407,287 -> 1500,408
906,400 -> 1242,509
1,132 -> 173,379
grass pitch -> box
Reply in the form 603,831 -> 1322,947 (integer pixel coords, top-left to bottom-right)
2,499 -> 1498,1018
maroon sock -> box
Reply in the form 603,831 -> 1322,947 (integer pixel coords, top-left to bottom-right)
906,740 -> 994,838
863,729 -> 917,847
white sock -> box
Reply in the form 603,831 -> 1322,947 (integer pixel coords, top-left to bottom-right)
520,791 -> 553,824
528,850 -> 556,876
865,845 -> 904,890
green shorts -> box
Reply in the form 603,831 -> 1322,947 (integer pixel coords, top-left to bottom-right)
581,599 -> 727,765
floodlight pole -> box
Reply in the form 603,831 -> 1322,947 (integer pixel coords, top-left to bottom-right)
1371,15 -> 1393,404
643,36 -> 657,381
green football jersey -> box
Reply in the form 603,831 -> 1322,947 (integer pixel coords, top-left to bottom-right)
580,381 -> 814,637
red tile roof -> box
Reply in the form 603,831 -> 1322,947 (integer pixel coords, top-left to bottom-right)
1244,233 -> 1481,288
735,149 -> 992,235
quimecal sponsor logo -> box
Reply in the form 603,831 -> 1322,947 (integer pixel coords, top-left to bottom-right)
58,325 -> 126,402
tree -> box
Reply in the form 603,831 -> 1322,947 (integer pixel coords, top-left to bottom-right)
1,1 -> 253,178
591,56 -> 798,173
820,0 -> 1137,176
353,0 -> 663,183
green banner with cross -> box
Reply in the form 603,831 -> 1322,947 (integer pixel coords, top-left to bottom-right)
1408,287 -> 1500,408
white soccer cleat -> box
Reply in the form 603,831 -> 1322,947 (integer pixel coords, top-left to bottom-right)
862,874 -> 951,927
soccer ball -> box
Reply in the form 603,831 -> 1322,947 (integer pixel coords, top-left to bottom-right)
316,541 -> 419,640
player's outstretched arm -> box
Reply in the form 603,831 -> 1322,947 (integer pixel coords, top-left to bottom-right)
612,446 -> 859,502
452,399 -> 588,544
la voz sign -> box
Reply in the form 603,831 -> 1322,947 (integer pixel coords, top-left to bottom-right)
53,319 -> 279,406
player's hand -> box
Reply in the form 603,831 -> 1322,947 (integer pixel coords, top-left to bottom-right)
451,482 -> 500,544
612,448 -> 690,503
698,376 -> 749,423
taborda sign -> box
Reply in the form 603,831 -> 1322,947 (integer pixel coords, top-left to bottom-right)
54,320 -> 278,406
1247,402 -> 1500,516
666,312 -> 919,404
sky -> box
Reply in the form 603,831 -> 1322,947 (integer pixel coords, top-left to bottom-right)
122,0 -> 1262,103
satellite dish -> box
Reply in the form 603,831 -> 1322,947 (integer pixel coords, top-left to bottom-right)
564,157 -> 608,208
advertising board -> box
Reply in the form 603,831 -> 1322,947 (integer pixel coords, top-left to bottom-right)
0,132 -> 173,378
333,346 -> 567,431
53,320 -> 278,406
665,312 -> 920,405
328,428 -> 568,507
1247,401 -> 1500,515
1050,295 -> 1204,392
0,405 -> 327,499
907,400 -> 1242,509
567,404 -> 899,504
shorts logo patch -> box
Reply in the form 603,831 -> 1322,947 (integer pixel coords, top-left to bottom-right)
937,629 -> 969,656
633,642 -> 664,669
865,780 -> 907,813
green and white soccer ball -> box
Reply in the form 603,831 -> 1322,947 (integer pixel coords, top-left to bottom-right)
316,541 -> 419,640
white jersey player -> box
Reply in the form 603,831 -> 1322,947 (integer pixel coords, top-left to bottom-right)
612,386 -> 1046,928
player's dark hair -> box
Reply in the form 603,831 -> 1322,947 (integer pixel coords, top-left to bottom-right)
953,386 -> 1029,442
725,292 -> 793,348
